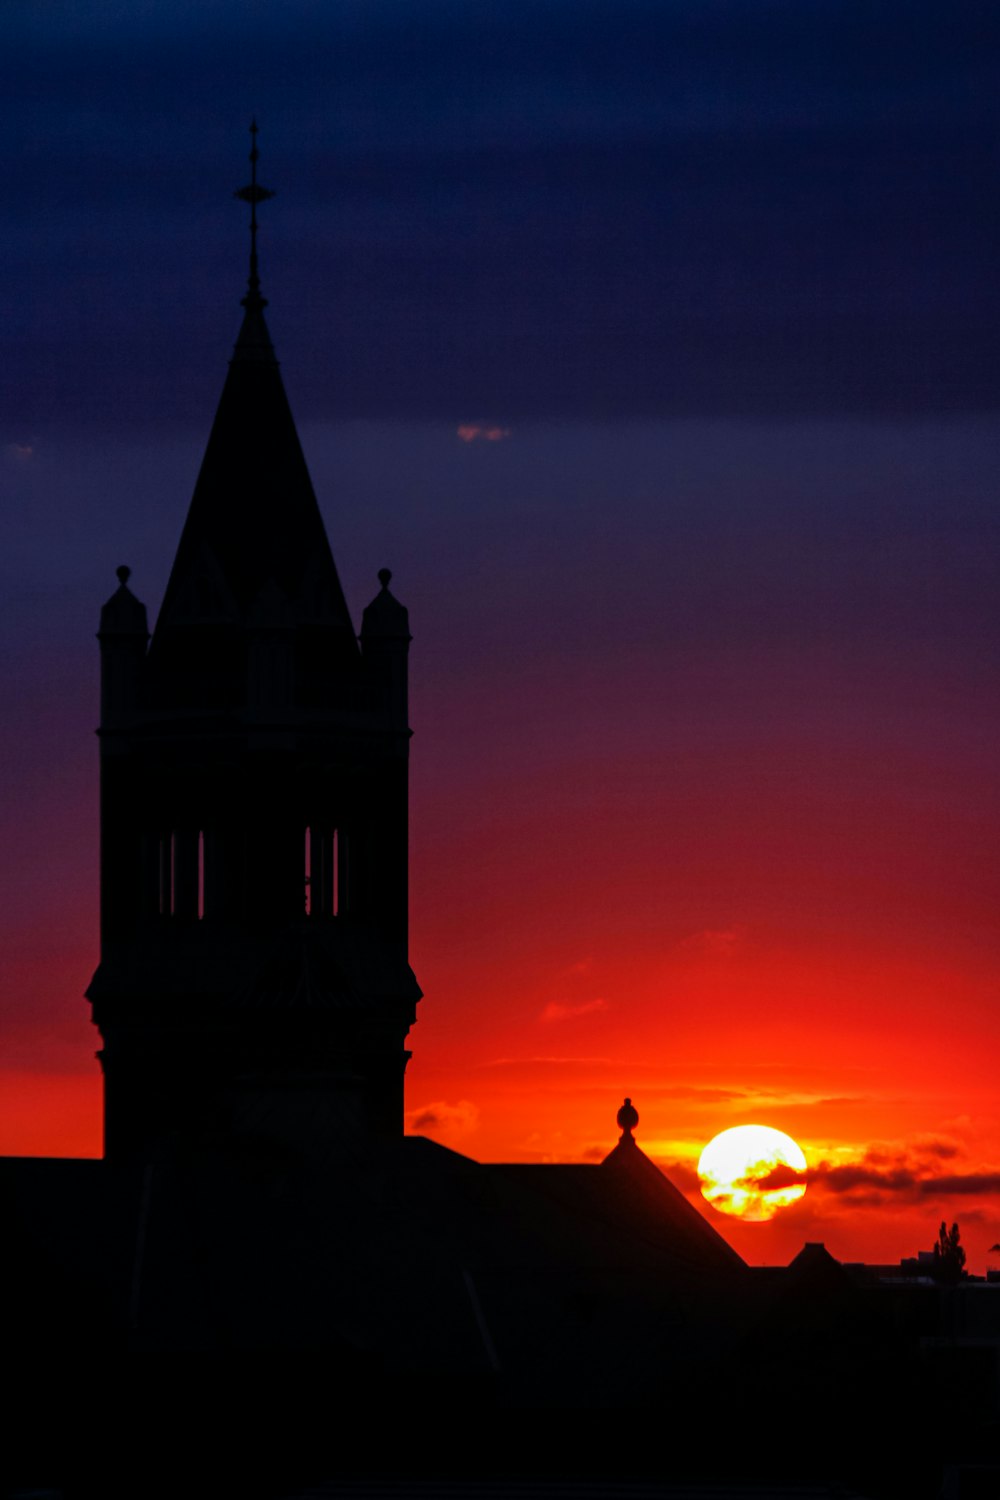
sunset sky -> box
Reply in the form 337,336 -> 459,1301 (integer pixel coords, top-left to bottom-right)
3,0 -> 1000,1270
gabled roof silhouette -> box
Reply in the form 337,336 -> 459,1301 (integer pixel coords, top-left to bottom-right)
1,1130 -> 746,1380
599,1134 -> 747,1270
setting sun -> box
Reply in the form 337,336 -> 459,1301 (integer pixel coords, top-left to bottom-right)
698,1124 -> 807,1222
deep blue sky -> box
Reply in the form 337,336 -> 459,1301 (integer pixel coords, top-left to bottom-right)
5,0 -> 1000,429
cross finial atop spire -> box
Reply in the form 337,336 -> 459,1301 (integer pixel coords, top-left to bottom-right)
234,119 -> 276,311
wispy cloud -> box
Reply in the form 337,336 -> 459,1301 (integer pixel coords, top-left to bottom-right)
922,1171 -> 1000,1196
751,1137 -> 999,1207
737,1090 -> 863,1112
6,442 -> 34,464
540,997 -> 608,1024
483,1055 -> 612,1068
658,1085 -> 747,1103
405,1099 -> 479,1137
645,1084 -> 862,1111
677,925 -> 746,956
651,1157 -> 702,1194
457,423 -> 511,444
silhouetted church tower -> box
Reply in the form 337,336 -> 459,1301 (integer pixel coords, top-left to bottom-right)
88,127 -> 420,1160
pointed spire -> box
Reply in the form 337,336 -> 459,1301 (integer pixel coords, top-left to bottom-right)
150,127 -> 358,689
234,119 -> 275,314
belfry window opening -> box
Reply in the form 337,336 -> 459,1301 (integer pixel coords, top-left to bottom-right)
305,826 -> 340,918
158,830 -> 206,920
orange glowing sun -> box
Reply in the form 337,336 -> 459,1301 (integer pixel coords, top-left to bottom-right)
698,1124 -> 807,1221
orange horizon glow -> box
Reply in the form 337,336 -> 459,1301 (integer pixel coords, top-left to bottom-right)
4,1028 -> 999,1272
4,427 -> 1000,1277
4,836 -> 1000,1273
4,858 -> 1000,1272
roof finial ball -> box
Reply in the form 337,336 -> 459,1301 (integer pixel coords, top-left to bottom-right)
378,568 -> 392,591
116,565 -> 132,588
617,1096 -> 639,1144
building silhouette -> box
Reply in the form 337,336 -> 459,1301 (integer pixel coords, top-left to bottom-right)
90,234 -> 419,1162
3,141 -> 998,1500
